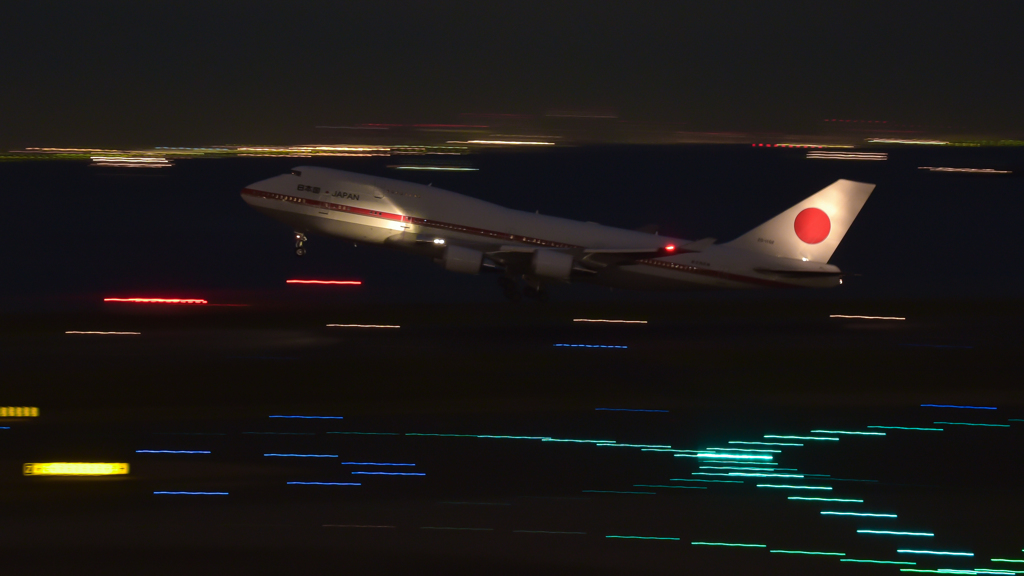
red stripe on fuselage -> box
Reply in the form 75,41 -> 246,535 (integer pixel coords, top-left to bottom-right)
241,188 -> 795,288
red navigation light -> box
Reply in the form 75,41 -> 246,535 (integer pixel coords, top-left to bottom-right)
286,280 -> 362,285
664,245 -> 676,252
104,298 -> 207,305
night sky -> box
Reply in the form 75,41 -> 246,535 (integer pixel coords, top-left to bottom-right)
4,1 -> 1024,148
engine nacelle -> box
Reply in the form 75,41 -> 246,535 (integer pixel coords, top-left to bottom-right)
437,245 -> 483,275
530,249 -> 574,281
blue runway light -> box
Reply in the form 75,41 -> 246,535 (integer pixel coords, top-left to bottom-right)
822,511 -> 896,517
789,497 -> 863,502
264,453 -> 337,457
351,471 -> 425,476
595,408 -> 668,412
269,415 -> 344,419
554,344 -> 628,349
764,435 -> 839,441
341,462 -> 415,466
934,422 -> 1010,427
811,430 -> 886,436
287,482 -> 360,486
154,491 -> 228,495
758,485 -> 832,490
136,450 -> 211,454
921,404 -> 996,410
858,530 -> 933,536
692,542 -> 766,547
898,550 -> 974,557
868,426 -> 943,431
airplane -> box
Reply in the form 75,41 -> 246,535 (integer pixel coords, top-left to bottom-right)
241,167 -> 874,300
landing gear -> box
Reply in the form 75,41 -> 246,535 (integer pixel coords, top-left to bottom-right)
498,277 -> 521,302
294,232 -> 307,257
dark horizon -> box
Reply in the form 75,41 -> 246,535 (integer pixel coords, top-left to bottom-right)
4,1 -> 1023,149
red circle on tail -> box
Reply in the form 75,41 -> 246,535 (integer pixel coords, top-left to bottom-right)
794,208 -> 831,244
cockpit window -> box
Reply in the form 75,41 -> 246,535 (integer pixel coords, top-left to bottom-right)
290,170 -> 302,176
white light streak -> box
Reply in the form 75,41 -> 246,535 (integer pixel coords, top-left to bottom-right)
326,324 -> 400,329
830,315 -> 906,320
573,319 -> 648,324
65,331 -> 141,335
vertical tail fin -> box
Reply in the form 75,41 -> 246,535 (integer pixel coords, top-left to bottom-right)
725,179 -> 875,263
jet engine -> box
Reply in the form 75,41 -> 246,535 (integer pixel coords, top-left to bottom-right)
530,249 -> 574,281
437,245 -> 483,274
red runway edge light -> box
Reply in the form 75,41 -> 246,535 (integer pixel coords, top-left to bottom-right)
104,297 -> 208,305
286,280 -> 362,285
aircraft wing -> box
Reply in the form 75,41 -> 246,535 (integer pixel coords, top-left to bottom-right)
486,238 -> 716,272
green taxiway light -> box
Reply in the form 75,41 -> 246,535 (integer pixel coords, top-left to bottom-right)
858,530 -> 933,537
934,422 -> 1010,427
692,542 -> 766,547
842,559 -> 916,565
868,426 -> 943,431
770,550 -> 845,556
669,478 -> 744,484
789,497 -> 863,502
764,435 -> 839,441
729,441 -> 803,446
822,511 -> 896,517
811,430 -> 886,436
705,447 -> 782,453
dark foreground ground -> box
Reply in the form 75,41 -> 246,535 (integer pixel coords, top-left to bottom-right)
2,299 -> 1023,575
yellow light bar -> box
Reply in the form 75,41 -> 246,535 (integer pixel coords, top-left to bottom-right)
0,406 -> 39,417
24,462 -> 129,476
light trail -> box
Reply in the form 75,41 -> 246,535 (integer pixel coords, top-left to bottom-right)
264,453 -> 338,458
934,422 -> 1010,427
868,426 -> 943,431
770,550 -> 845,556
573,319 -> 648,324
764,435 -> 838,441
326,324 -> 400,328
607,535 -> 679,540
919,166 -> 1011,174
789,497 -> 863,502
103,297 -> 207,304
351,471 -> 425,476
287,280 -> 362,285
858,530 -> 934,536
822,511 -> 896,518
65,331 -> 141,335
136,450 -> 210,454
154,491 -> 228,495
830,314 -> 905,320
692,542 -> 766,547
729,441 -> 803,446
898,550 -> 974,557
287,482 -> 360,486
921,404 -> 996,410
269,415 -> 344,419
757,485 -> 832,490
595,408 -> 668,413
811,430 -> 886,436
0,407 -> 39,417
554,344 -> 628,349
24,463 -> 128,476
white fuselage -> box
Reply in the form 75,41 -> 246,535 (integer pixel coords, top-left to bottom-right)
241,166 -> 843,290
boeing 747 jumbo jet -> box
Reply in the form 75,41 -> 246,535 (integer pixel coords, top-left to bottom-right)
241,167 -> 874,300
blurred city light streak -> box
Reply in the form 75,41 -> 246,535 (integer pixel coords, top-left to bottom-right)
822,512 -> 896,517
807,151 -> 888,161
770,550 -> 845,556
553,344 -> 628,349
582,490 -> 655,494
729,441 -> 803,446
919,167 -> 1012,174
351,472 -> 425,476
859,530 -> 933,536
287,280 -> 362,285
136,450 -> 210,454
867,138 -> 949,145
669,478 -> 744,483
764,435 -> 839,441
574,319 -> 648,324
697,453 -> 773,460
595,407 -> 666,412
104,297 -> 207,304
24,463 -> 128,476
810,430 -> 886,436
922,405 -> 997,410
634,484 -> 708,489
326,324 -> 401,328
287,482 -> 360,486
830,315 -> 906,320
607,535 -> 680,540
898,550 -> 974,557
65,331 -> 141,335
692,542 -> 766,547
264,453 -> 337,457
460,140 -> 556,146
868,426 -> 943,431
341,462 -> 415,466
789,497 -> 863,502
934,422 -> 1010,427
0,407 -> 39,417
153,491 -> 228,495
90,156 -> 173,168
269,415 -> 344,419
757,485 -> 832,490
842,559 -> 917,565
